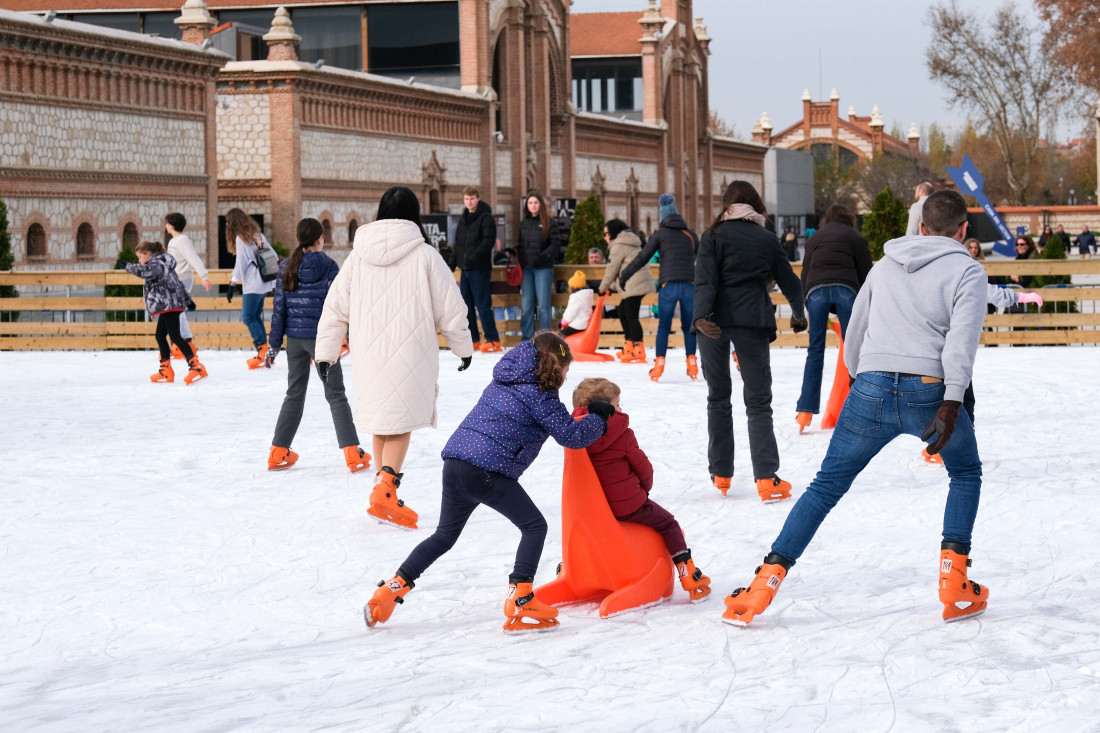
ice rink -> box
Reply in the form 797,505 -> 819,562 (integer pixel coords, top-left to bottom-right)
2,345 -> 1098,731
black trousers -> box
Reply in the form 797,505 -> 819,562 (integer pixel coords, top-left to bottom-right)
619,295 -> 643,342
697,326 -> 780,480
155,311 -> 193,362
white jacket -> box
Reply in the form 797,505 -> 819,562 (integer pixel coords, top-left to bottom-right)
561,288 -> 593,330
316,219 -> 473,434
168,234 -> 208,283
230,234 -> 274,295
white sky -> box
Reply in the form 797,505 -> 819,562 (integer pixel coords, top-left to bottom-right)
570,0 -> 1078,143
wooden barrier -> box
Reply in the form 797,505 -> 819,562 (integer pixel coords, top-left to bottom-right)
1,261 -> 1099,350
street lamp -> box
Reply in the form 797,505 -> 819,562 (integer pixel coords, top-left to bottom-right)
1059,176 -> 1064,204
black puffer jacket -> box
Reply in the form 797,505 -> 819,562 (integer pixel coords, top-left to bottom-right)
125,252 -> 189,317
620,213 -> 698,285
269,250 -> 340,346
517,214 -> 560,270
453,201 -> 496,271
800,221 -> 872,297
694,219 -> 805,340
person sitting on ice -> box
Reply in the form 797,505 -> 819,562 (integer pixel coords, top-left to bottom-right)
365,332 -> 613,634
572,377 -> 712,603
559,270 -> 594,337
723,190 -> 991,627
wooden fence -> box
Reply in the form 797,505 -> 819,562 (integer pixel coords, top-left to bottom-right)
1,261 -> 1099,350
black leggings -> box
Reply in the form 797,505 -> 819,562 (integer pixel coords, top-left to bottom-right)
155,311 -> 193,362
619,295 -> 643,342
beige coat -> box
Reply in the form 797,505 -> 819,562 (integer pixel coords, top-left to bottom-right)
599,231 -> 656,297
316,219 -> 472,435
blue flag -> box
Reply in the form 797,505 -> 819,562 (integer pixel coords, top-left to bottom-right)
945,154 -> 1015,257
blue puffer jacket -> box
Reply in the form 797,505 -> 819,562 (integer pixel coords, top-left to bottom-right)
441,340 -> 605,479
269,251 -> 341,346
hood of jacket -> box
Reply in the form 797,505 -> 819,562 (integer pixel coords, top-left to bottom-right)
883,235 -> 972,273
492,340 -> 539,386
295,250 -> 333,286
571,406 -> 628,452
354,219 -> 426,266
611,230 -> 642,250
659,213 -> 689,231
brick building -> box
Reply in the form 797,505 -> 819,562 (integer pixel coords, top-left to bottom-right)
2,0 -> 769,268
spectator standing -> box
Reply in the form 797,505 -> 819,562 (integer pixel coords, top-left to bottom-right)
454,186 -> 501,353
517,190 -> 559,340
1076,225 -> 1096,260
599,219 -> 655,364
905,181 -> 935,236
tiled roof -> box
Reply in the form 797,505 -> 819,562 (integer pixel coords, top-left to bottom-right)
571,12 -> 642,57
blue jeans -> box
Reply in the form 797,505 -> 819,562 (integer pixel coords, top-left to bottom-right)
241,293 -> 267,347
796,286 -> 856,413
772,372 -> 982,563
460,268 -> 499,342
655,280 -> 696,357
520,267 -> 554,340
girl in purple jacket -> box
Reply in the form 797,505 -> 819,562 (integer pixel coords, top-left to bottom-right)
366,331 -> 614,634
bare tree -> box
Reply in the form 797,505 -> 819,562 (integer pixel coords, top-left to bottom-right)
926,1 -> 1074,204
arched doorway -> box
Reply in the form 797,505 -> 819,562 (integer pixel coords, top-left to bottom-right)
26,223 -> 47,261
77,223 -> 96,260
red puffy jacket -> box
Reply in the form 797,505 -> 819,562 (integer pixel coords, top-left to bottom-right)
572,406 -> 653,517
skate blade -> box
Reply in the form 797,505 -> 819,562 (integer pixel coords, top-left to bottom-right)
185,374 -> 208,386
688,589 -> 712,604
366,507 -> 418,531
364,602 -> 387,628
943,603 -> 987,623
502,617 -> 559,634
267,463 -> 294,471
721,615 -> 751,627
759,495 -> 790,504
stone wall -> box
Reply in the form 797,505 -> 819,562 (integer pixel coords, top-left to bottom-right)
300,130 -> 481,184
216,94 -> 271,180
575,157 -> 659,194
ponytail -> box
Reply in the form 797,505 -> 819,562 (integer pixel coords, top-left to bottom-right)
283,218 -> 324,292
532,331 -> 573,392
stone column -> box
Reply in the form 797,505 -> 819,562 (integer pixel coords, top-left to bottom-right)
174,0 -> 215,46
263,7 -> 300,62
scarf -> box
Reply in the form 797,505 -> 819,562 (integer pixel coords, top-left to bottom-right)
721,203 -> 766,228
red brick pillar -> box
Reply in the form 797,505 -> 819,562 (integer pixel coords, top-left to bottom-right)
174,0 -> 215,47
263,7 -> 300,63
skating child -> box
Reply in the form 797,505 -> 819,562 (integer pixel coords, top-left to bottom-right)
559,270 -> 594,336
571,377 -> 712,603
366,332 -> 615,634
225,207 -> 275,370
165,212 -> 211,360
123,241 -> 208,385
264,218 -> 371,473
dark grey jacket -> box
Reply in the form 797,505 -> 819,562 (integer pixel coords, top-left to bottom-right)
453,201 -> 497,271
621,213 -> 698,286
126,252 -> 190,317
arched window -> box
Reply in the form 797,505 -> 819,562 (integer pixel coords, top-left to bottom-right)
122,222 -> 139,253
27,224 -> 47,261
348,219 -> 358,244
322,219 -> 333,245
76,223 -> 96,260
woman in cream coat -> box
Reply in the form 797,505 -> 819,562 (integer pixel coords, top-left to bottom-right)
316,186 -> 473,529
598,218 -> 656,363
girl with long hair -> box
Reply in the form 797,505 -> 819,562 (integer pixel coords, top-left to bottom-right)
225,208 -> 276,369
516,190 -> 560,340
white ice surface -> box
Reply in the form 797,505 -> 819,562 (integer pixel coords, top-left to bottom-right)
2,346 -> 1099,732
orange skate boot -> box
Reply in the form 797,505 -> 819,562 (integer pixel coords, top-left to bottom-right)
939,543 -> 989,622
150,359 -> 174,383
722,553 -> 792,626
365,574 -> 414,628
796,412 -> 813,434
922,447 -> 943,465
343,446 -> 371,473
471,340 -> 481,353
170,343 -> 184,360
184,356 -> 208,385
616,341 -> 636,361
712,475 -> 731,497
502,578 -> 559,634
480,341 -> 502,353
268,445 -> 299,471
686,354 -> 699,380
756,476 -> 793,503
367,466 -> 419,530
732,351 -> 740,371
624,341 -> 647,364
246,343 -> 269,370
674,551 -> 712,603
649,356 -> 666,382
339,337 -> 350,359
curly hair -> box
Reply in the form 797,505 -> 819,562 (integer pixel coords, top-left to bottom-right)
532,331 -> 573,392
571,377 -> 620,408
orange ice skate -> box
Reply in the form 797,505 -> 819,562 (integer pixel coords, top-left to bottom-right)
796,411 -> 812,434
649,356 -> 666,382
686,354 -> 699,380
502,579 -> 559,634
939,544 -> 989,622
247,344 -> 269,370
756,476 -> 792,503
365,574 -> 413,628
367,466 -> 419,530
268,446 -> 299,471
674,551 -> 711,603
184,356 -> 207,385
343,446 -> 371,473
722,554 -> 791,626
712,475 -> 731,497
151,360 -> 174,383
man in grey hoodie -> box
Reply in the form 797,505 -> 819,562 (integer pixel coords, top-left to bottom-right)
722,190 -> 991,627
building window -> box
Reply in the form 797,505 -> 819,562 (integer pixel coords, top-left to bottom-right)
367,2 -> 460,87
70,13 -> 140,32
571,58 -> 643,117
293,6 -> 362,71
27,224 -> 47,261
348,219 -> 359,243
142,12 -> 181,40
215,10 -> 274,61
322,219 -> 333,245
77,223 -> 96,260
122,222 -> 139,253
810,143 -> 860,174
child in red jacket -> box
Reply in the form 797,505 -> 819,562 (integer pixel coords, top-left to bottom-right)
571,377 -> 711,602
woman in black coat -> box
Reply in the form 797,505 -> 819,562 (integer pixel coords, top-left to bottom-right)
693,181 -> 807,503
516,190 -> 560,340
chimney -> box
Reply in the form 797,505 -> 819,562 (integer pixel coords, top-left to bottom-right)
174,0 -> 215,46
907,122 -> 921,154
263,7 -> 301,62
760,111 -> 772,145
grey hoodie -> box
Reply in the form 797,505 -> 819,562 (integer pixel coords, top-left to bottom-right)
844,235 -> 987,403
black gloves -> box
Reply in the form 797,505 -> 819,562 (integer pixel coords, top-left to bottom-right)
618,274 -> 628,289
264,347 -> 278,368
849,374 -> 856,387
790,316 -> 808,333
186,297 -> 197,312
921,400 -> 962,455
316,361 -> 331,383
458,356 -> 472,372
693,318 -> 721,339
226,283 -> 241,303
587,400 -> 616,434
115,256 -> 127,270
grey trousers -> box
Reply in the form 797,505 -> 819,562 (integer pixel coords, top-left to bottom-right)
697,326 -> 780,481
272,336 -> 359,450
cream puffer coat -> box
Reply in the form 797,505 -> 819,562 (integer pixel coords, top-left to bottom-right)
316,219 -> 473,435
599,230 -> 656,297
